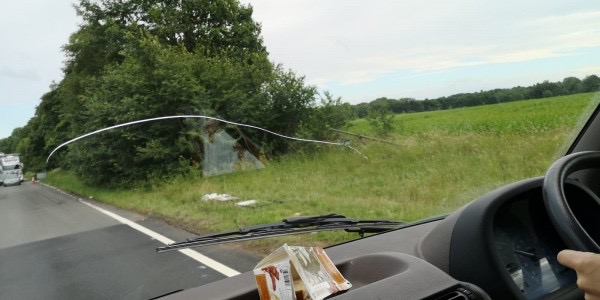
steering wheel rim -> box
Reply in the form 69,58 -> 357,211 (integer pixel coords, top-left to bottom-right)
543,151 -> 600,252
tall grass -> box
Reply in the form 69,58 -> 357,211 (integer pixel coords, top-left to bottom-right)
44,93 -> 599,253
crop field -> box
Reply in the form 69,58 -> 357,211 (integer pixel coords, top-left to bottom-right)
45,92 -> 599,252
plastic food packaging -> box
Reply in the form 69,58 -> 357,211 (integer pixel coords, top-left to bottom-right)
254,244 -> 352,300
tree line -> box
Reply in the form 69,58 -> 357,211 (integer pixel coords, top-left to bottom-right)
0,0 -> 352,187
352,75 -> 600,118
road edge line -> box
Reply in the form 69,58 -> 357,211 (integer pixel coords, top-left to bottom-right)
40,183 -> 240,277
78,198 -> 241,277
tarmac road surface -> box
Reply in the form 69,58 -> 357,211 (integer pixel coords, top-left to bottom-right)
0,181 -> 260,300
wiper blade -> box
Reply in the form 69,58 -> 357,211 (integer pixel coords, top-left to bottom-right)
156,213 -> 404,253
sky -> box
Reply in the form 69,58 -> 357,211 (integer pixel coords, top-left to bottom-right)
1,1 -> 600,139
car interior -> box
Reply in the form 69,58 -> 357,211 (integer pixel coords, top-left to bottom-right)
156,100 -> 600,300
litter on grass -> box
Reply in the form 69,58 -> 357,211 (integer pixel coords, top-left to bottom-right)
202,193 -> 269,208
235,200 -> 258,207
202,193 -> 238,202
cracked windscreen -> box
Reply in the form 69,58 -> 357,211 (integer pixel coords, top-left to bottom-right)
41,90 -> 600,254
0,1 -> 600,298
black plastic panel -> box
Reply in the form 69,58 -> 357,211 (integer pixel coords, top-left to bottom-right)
448,177 -> 544,299
161,252 -> 490,300
447,177 -> 583,300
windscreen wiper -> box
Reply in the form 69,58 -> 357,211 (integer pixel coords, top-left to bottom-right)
156,213 -> 404,253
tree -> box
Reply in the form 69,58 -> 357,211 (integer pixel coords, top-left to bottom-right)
39,0 -> 274,186
561,77 -> 583,94
253,66 -> 318,154
298,91 -> 353,141
367,103 -> 395,137
70,0 -> 266,60
64,31 -> 274,186
582,75 -> 600,92
31,0 -> 342,187
353,103 -> 370,118
0,128 -> 24,154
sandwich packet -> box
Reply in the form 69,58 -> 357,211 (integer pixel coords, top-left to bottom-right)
254,244 -> 352,300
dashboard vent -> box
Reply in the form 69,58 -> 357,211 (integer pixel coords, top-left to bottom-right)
428,285 -> 486,300
433,291 -> 469,300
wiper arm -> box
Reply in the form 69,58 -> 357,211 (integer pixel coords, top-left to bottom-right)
156,213 -> 404,253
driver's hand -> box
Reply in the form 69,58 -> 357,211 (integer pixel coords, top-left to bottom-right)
558,249 -> 600,300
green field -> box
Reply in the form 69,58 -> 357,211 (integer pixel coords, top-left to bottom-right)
45,93 -> 599,253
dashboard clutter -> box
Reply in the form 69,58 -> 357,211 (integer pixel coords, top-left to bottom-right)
254,244 -> 352,300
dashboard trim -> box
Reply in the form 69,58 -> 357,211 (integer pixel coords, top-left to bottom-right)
448,177 -> 543,299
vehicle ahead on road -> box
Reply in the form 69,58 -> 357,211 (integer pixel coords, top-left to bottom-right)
0,153 -> 24,184
2,172 -> 21,187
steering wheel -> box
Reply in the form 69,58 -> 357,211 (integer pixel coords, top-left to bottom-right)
543,151 -> 600,252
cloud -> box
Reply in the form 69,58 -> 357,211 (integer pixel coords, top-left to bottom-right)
0,0 -> 78,137
244,0 -> 600,90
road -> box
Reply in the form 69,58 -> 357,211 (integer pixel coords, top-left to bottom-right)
0,181 -> 260,300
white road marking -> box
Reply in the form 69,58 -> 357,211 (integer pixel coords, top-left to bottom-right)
42,183 -> 240,277
78,199 -> 241,277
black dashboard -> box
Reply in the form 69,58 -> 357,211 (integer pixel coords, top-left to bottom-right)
440,177 -> 598,299
493,191 -> 576,299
